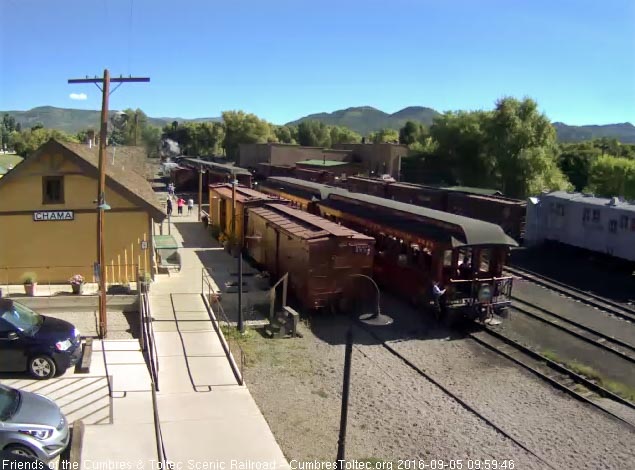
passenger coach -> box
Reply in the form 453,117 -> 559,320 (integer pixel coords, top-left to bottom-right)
261,177 -> 518,322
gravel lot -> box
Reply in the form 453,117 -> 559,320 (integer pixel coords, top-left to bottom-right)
239,293 -> 635,469
44,309 -> 139,339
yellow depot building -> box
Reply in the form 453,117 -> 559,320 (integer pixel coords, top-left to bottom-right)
0,139 -> 165,286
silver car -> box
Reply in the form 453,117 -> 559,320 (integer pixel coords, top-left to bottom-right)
0,384 -> 69,461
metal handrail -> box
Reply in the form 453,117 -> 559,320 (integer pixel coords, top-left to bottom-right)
201,269 -> 245,385
139,286 -> 160,390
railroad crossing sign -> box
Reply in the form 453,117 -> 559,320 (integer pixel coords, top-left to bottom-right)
140,240 -> 148,250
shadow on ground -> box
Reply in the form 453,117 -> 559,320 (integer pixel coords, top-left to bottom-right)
511,244 -> 635,304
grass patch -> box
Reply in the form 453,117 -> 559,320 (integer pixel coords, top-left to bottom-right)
541,349 -> 635,402
219,324 -> 312,375
0,153 -> 23,169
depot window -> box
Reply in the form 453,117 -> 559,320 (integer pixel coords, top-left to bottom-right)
42,176 -> 64,204
592,209 -> 601,223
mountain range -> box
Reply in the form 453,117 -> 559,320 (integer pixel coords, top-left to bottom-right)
2,105 -> 635,143
0,106 -> 220,134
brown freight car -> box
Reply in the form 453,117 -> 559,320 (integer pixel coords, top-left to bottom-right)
446,192 -> 526,240
346,176 -> 389,197
388,181 -> 447,210
245,203 -> 375,311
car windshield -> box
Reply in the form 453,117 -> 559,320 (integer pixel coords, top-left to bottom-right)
0,301 -> 43,335
0,386 -> 20,421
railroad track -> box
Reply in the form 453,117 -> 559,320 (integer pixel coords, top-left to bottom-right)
469,326 -> 635,429
355,322 -> 558,469
505,265 -> 635,323
511,296 -> 635,363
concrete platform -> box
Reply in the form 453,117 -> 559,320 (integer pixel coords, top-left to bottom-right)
149,211 -> 289,468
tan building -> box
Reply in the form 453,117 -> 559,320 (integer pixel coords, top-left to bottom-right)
238,143 -> 353,178
0,139 -> 165,285
332,143 -> 408,179
239,142 -> 406,180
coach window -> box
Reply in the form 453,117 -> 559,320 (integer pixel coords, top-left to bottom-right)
478,249 -> 491,273
609,220 -> 618,234
443,250 -> 452,267
42,176 -> 64,204
592,209 -> 601,223
631,218 -> 635,232
582,208 -> 590,222
620,215 -> 628,229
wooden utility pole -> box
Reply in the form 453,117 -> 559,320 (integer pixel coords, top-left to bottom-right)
68,70 -> 150,338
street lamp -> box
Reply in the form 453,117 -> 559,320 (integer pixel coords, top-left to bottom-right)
335,275 -> 393,468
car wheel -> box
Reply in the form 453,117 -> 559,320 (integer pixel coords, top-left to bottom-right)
4,445 -> 38,459
29,355 -> 56,379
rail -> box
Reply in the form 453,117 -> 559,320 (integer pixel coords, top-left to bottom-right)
201,268 -> 245,385
137,277 -> 167,467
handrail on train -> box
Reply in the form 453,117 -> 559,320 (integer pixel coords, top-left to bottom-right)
449,275 -> 513,284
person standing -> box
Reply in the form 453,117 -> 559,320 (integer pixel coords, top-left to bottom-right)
432,280 -> 446,322
166,197 -> 173,217
187,197 -> 194,215
177,197 -> 185,215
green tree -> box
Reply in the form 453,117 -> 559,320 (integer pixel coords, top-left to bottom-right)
297,120 -> 331,147
399,121 -> 427,146
329,125 -> 362,145
12,128 -> 79,157
273,125 -> 296,144
557,142 -> 601,191
222,111 -> 273,159
586,155 -> 635,200
369,128 -> 399,144
429,111 -> 494,187
485,97 -> 564,197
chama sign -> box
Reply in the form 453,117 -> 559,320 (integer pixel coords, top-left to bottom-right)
33,211 -> 75,221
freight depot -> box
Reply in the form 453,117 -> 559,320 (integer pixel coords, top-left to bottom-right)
290,461 -> 393,470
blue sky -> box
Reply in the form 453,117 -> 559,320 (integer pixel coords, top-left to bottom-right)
1,0 -> 634,126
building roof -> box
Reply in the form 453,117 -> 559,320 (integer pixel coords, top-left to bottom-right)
0,139 -> 165,221
250,203 -> 373,240
442,186 -> 503,196
542,191 -> 635,212
265,178 -> 517,247
210,184 -> 281,204
262,176 -> 342,200
183,158 -> 251,175
297,160 -> 349,167
0,165 -> 6,175
324,191 -> 518,247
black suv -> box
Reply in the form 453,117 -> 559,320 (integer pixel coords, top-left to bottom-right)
0,299 -> 81,379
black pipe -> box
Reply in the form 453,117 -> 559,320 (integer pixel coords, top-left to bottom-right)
336,326 -> 353,468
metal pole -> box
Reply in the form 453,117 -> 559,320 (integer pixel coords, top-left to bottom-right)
198,166 -> 203,222
349,274 -> 381,318
231,179 -> 236,238
97,69 -> 110,339
336,326 -> 353,468
238,249 -> 244,333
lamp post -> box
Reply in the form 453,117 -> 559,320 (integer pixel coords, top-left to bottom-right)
335,275 -> 393,468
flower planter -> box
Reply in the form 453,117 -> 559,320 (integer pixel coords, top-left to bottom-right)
24,283 -> 37,296
71,283 -> 84,295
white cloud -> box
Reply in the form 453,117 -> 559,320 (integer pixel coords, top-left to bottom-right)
69,93 -> 87,100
